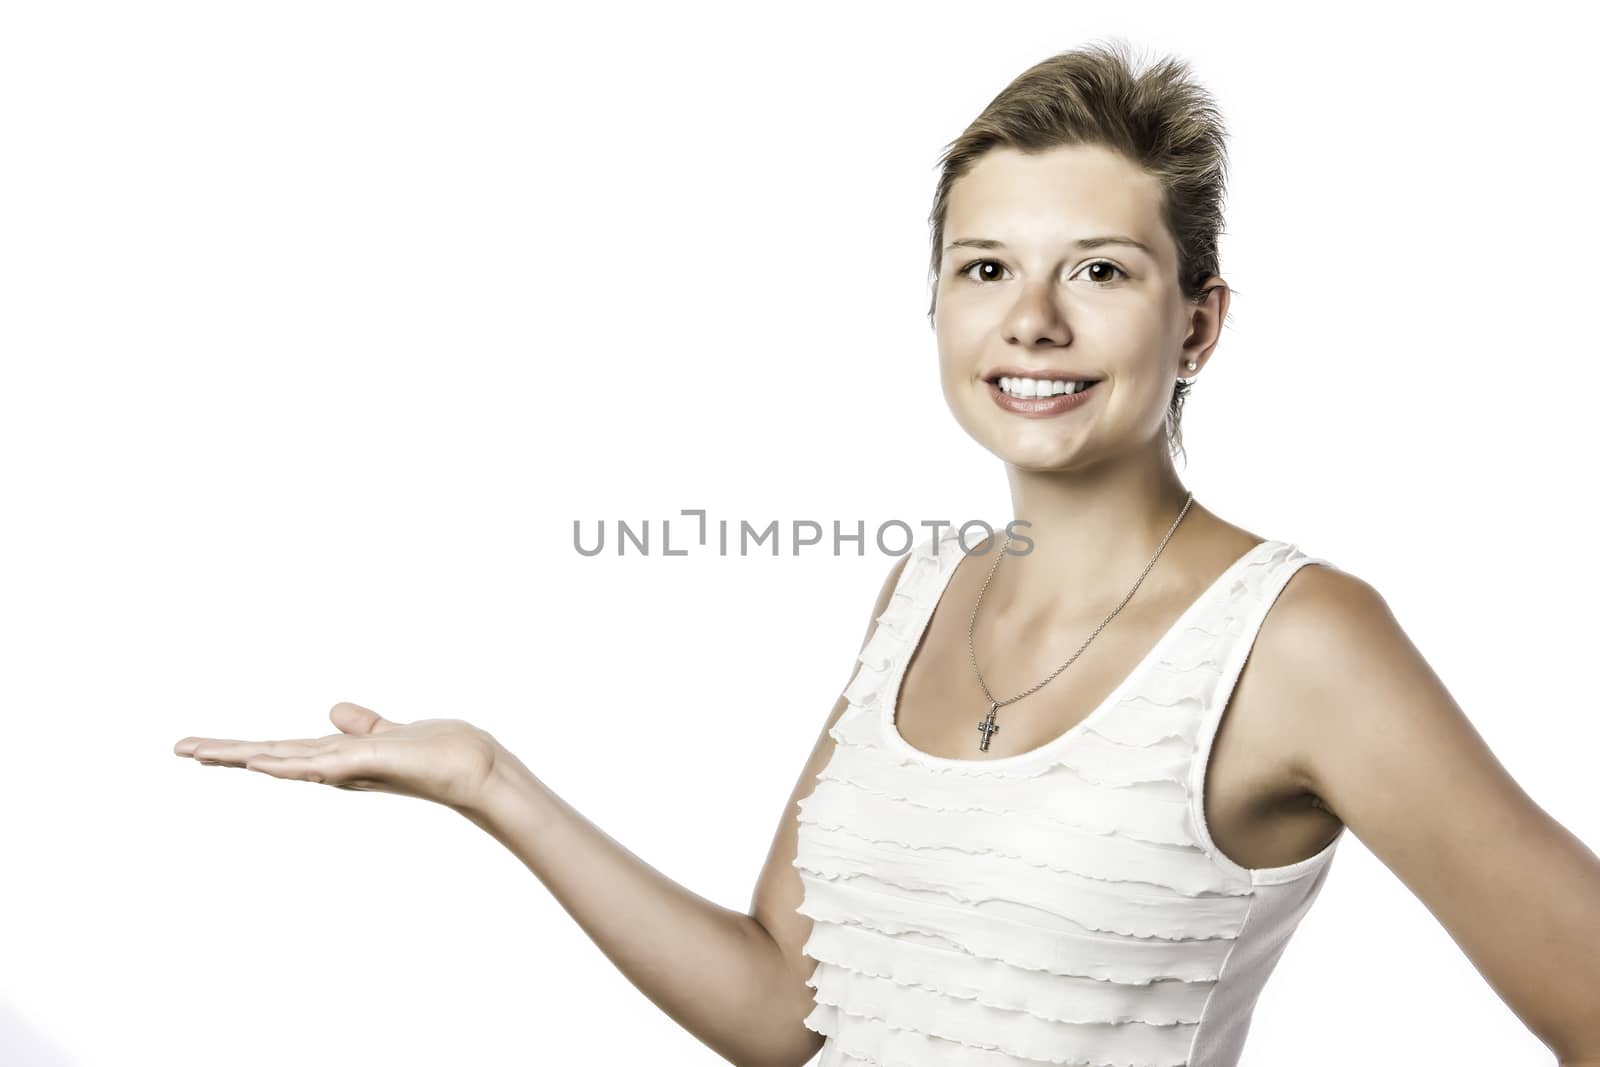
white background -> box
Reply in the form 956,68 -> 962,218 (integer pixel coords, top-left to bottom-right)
2,2 -> 1595,1065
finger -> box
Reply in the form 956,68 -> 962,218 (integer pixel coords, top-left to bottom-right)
177,737 -> 321,759
329,701 -> 397,737
175,737 -> 249,757
246,742 -> 378,787
186,739 -> 327,767
245,751 -> 340,784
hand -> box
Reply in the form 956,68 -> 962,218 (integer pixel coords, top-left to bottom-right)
173,702 -> 502,812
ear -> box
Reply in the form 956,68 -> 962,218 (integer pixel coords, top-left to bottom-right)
1181,276 -> 1230,374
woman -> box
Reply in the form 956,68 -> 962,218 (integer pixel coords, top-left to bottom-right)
173,41 -> 1600,1067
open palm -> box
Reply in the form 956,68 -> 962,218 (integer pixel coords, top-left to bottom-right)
173,701 -> 500,811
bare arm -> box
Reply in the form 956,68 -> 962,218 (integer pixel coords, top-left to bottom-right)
1263,566 -> 1600,1065
454,553 -> 910,1067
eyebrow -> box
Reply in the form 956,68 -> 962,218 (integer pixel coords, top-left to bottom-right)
944,236 -> 1155,258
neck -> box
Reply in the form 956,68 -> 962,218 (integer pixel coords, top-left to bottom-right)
980,446 -> 1204,623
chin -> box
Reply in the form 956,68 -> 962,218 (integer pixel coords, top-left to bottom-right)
995,444 -> 1088,473
982,423 -> 1091,471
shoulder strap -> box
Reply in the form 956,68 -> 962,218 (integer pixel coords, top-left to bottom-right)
1184,545 -> 1335,879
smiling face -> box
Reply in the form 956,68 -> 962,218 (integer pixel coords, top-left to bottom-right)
934,142 -> 1218,472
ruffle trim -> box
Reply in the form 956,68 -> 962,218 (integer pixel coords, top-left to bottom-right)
795,872 -> 1236,984
814,743 -> 1196,846
801,995 -> 1195,1067
793,826 -> 1251,940
796,778 -> 1249,898
801,923 -> 1217,1026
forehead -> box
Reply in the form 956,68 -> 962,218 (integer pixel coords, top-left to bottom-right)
944,143 -> 1170,261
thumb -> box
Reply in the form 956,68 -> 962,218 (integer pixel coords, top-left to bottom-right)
329,701 -> 396,735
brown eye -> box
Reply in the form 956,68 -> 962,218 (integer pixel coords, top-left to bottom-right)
1080,260 -> 1129,285
958,259 -> 1008,284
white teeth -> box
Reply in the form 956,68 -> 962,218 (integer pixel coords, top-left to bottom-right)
997,376 -> 1096,398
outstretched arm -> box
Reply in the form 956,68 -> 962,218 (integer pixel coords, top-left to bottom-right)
176,551 -> 911,1067
1262,566 -> 1600,1065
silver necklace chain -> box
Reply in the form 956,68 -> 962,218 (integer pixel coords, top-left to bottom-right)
964,491 -> 1196,752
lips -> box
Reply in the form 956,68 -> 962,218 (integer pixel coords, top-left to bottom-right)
986,377 -> 1101,417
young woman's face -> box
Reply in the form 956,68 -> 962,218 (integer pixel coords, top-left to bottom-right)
934,142 -> 1207,472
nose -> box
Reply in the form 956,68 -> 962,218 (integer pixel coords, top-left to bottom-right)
1001,281 -> 1070,347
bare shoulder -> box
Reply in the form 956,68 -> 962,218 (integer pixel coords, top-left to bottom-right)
1259,552 -> 1386,667
1239,555 -> 1392,803
1245,550 -> 1487,805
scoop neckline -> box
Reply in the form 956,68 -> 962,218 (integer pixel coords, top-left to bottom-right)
878,534 -> 1281,770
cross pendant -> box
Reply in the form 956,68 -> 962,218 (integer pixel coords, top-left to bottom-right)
977,701 -> 1001,752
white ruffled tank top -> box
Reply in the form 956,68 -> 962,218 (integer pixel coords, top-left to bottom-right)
792,528 -> 1345,1067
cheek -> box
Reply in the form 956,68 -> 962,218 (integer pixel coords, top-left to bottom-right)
934,327 -> 979,383
1104,364 -> 1183,432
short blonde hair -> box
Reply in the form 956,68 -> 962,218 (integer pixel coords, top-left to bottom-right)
928,39 -> 1232,460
